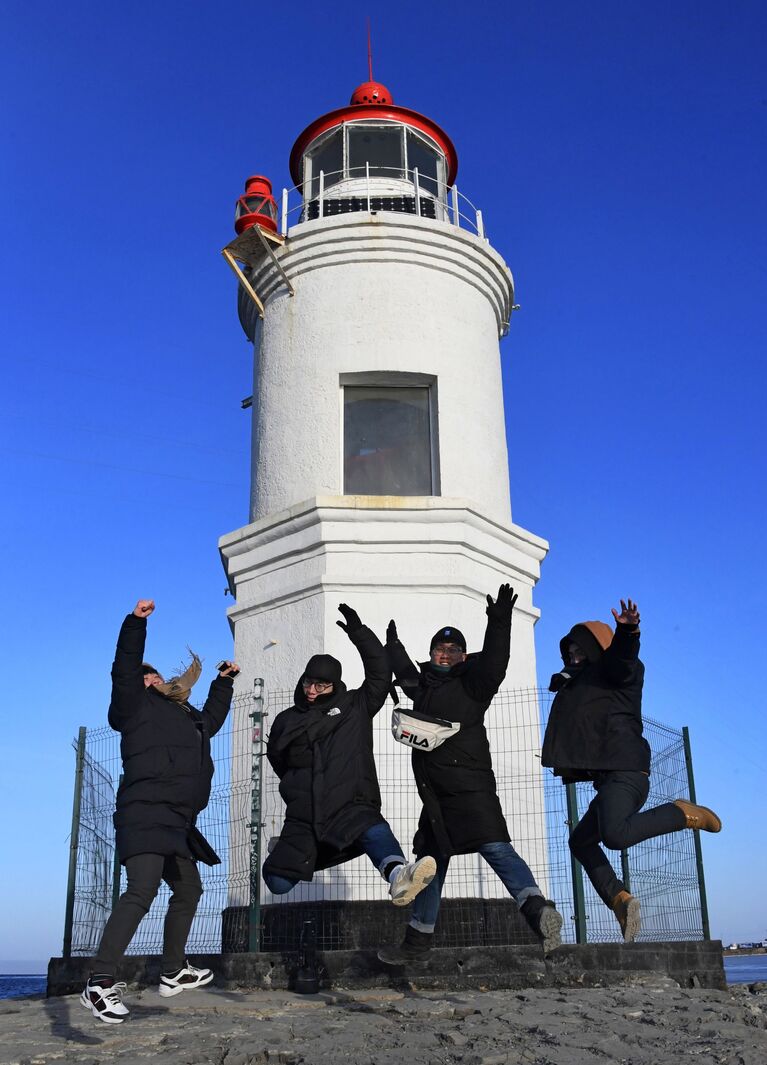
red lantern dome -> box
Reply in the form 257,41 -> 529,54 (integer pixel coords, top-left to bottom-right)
234,175 -> 279,235
349,80 -> 393,105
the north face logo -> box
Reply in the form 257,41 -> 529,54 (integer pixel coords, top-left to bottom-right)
401,730 -> 429,748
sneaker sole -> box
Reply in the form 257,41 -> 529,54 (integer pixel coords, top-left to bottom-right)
79,990 -> 127,1023
622,897 -> 641,943
158,971 -> 214,997
538,908 -> 563,954
391,857 -> 437,907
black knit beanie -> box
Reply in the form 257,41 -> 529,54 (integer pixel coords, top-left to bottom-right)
430,627 -> 467,652
303,654 -> 343,686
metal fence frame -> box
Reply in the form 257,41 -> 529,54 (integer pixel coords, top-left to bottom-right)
63,687 -> 710,956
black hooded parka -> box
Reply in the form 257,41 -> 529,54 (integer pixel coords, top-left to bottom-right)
541,622 -> 650,781
109,613 -> 234,865
388,612 -> 512,857
263,625 -> 391,883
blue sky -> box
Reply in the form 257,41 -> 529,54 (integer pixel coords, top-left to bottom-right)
1,1 -> 765,963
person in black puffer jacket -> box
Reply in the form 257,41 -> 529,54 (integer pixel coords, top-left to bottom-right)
378,585 -> 563,965
541,597 -> 722,942
81,599 -> 238,1025
262,604 -> 436,910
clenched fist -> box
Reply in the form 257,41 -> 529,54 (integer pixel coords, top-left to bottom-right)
133,599 -> 155,618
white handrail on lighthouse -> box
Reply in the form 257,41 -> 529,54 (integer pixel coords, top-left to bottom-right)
276,166 -> 488,240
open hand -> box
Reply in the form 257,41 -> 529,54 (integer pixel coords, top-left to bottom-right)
486,584 -> 518,621
336,603 -> 362,634
611,598 -> 640,627
133,599 -> 155,618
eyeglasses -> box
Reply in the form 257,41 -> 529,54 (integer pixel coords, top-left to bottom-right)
302,678 -> 333,693
432,644 -> 463,656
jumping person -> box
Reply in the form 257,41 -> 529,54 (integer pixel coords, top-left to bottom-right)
378,585 -> 563,964
262,604 -> 436,908
81,599 -> 239,1024
541,597 -> 722,942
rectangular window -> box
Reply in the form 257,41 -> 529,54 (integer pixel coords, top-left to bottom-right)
343,385 -> 435,495
406,130 -> 443,198
306,128 -> 343,198
347,125 -> 405,180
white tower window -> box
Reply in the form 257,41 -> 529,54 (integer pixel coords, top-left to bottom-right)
342,377 -> 439,496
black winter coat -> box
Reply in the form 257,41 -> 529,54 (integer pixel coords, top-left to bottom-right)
541,624 -> 650,781
388,613 -> 512,857
262,626 -> 391,882
109,614 -> 234,864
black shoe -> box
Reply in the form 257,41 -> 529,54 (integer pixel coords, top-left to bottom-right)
521,896 -> 563,953
378,925 -> 433,965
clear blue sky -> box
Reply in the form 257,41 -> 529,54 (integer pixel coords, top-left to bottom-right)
1,1 -> 765,963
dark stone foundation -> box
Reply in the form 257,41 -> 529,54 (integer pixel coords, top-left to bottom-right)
48,939 -> 726,996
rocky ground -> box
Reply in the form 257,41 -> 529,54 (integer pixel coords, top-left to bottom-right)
2,978 -> 766,1065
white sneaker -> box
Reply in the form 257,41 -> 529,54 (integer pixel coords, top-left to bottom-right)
80,979 -> 129,1023
389,856 -> 437,907
158,961 -> 214,997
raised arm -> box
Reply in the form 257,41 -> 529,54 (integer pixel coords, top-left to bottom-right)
336,604 -> 392,717
385,619 -> 421,698
602,598 -> 642,687
108,600 -> 154,730
461,584 -> 517,704
199,661 -> 239,737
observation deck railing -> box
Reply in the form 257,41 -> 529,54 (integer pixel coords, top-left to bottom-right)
277,164 -> 487,240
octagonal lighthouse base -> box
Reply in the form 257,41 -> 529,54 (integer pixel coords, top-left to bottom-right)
219,495 -> 550,908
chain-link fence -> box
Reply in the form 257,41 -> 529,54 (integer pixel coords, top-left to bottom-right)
63,687 -> 709,957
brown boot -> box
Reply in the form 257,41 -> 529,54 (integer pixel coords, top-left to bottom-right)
611,890 -> 641,943
673,799 -> 722,832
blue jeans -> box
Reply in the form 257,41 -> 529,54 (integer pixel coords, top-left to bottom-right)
410,842 -> 542,933
264,819 -> 406,895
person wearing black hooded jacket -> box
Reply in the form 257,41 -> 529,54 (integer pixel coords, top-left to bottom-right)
81,599 -> 239,1024
541,597 -> 722,942
262,603 -> 436,908
378,584 -> 563,964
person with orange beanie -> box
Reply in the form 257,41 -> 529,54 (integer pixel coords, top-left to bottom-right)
541,598 -> 721,942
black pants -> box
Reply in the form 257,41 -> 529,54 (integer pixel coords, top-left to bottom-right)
568,771 -> 685,906
93,853 -> 203,976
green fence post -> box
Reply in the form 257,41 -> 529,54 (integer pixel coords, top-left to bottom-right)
248,679 -> 265,953
565,782 -> 588,944
682,726 -> 711,940
63,727 -> 87,958
111,774 -> 124,910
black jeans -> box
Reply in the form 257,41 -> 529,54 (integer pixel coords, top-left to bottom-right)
93,853 -> 203,976
568,771 -> 685,905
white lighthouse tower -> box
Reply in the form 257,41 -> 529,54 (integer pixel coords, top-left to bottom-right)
219,76 -> 549,917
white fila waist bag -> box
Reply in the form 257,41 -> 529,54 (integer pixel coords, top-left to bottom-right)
391,707 -> 461,751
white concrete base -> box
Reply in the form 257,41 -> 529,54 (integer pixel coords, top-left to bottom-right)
220,495 -> 550,905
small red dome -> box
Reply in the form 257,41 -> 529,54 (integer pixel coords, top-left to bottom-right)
350,80 -> 393,105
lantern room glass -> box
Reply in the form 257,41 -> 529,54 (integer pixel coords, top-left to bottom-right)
348,125 -> 405,179
343,385 -> 434,496
307,128 -> 343,198
406,130 -> 442,197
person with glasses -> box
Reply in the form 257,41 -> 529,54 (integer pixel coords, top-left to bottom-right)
262,603 -> 436,908
378,585 -> 563,965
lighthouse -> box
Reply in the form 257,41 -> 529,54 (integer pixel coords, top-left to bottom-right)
219,76 -> 549,920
